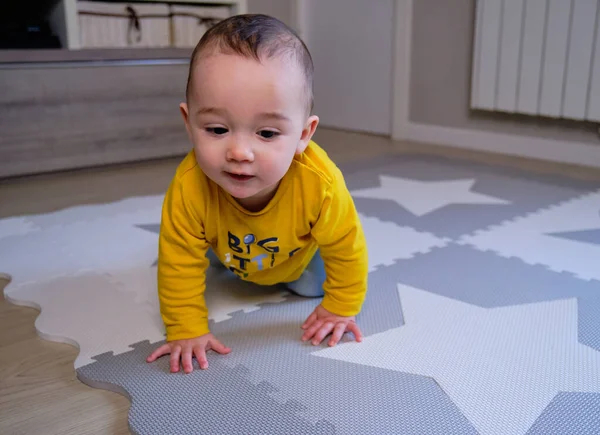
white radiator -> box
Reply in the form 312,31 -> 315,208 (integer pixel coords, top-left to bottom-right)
470,0 -> 600,122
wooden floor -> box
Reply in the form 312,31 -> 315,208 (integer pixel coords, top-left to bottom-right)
1,128 -> 600,434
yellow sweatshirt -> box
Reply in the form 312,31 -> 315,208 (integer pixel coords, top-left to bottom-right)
157,140 -> 368,341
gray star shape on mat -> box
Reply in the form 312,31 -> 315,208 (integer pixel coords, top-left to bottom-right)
136,224 -> 160,266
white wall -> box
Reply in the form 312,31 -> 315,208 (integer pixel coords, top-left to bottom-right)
303,0 -> 394,135
247,0 -> 294,28
392,0 -> 600,168
410,0 -> 600,144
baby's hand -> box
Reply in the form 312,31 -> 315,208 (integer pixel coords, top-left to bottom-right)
301,304 -> 363,347
146,333 -> 231,373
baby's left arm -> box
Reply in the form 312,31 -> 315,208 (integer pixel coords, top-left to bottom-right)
308,172 -> 369,345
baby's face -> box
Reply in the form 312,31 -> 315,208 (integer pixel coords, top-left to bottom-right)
181,51 -> 317,210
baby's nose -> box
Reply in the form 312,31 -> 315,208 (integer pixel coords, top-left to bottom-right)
227,141 -> 253,162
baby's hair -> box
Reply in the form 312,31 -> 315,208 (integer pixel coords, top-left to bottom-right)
185,14 -> 314,114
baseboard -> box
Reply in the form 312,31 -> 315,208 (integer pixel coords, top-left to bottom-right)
403,122 -> 600,169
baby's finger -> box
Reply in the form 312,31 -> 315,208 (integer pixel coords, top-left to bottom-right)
301,312 -> 317,329
169,346 -> 182,373
311,321 -> 335,346
146,344 -> 171,362
194,347 -> 209,370
209,339 -> 232,355
347,322 -> 363,342
181,347 -> 194,374
328,323 -> 347,346
302,320 -> 324,342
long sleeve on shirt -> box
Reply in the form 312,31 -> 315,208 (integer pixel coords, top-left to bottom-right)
310,166 -> 368,317
157,171 -> 211,340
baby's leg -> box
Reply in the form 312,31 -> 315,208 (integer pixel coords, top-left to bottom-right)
285,250 -> 325,298
206,248 -> 226,269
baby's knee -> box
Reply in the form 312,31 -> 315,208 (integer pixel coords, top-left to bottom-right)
206,249 -> 225,268
287,270 -> 325,298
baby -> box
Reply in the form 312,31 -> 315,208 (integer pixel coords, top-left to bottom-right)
146,14 -> 368,374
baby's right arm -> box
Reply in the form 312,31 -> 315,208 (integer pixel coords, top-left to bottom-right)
148,173 -> 228,371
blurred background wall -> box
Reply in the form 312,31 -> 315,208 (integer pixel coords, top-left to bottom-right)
2,0 -> 599,178
410,0 -> 599,144
0,1 -> 296,178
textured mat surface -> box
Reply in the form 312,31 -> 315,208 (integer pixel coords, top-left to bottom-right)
2,154 -> 600,435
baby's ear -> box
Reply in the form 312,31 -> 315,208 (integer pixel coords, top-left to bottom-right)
180,103 -> 193,140
296,115 -> 319,154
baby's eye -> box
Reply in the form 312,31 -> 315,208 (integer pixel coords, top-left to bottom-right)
258,130 -> 279,139
206,127 -> 228,135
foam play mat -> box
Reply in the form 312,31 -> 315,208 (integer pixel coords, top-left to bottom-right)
2,153 -> 600,435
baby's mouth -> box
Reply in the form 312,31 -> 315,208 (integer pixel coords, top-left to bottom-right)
226,172 -> 254,182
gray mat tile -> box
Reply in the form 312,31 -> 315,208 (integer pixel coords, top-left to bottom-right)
347,155 -> 600,239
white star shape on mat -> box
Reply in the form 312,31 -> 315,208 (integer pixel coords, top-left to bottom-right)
313,284 -> 600,435
359,213 -> 450,271
460,189 -> 600,281
351,176 -> 511,216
